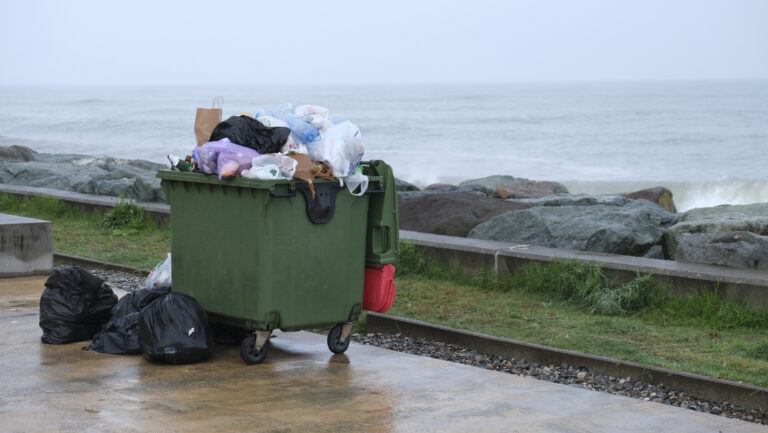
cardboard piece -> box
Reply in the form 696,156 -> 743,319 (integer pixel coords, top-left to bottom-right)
289,153 -> 316,198
288,153 -> 337,199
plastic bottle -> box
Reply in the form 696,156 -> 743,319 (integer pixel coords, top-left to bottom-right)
283,113 -> 321,145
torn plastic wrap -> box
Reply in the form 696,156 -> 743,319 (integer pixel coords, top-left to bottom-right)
39,266 -> 118,344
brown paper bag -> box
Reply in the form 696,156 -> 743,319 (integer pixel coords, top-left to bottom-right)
289,153 -> 316,198
289,153 -> 339,199
194,97 -> 223,146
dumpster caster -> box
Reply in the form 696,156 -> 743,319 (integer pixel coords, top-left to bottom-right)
240,331 -> 271,365
327,323 -> 353,354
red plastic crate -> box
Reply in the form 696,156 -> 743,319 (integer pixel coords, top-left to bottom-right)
363,264 -> 396,313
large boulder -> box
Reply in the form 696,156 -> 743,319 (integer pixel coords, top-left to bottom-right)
398,192 -> 533,237
676,231 -> 768,271
662,203 -> 768,258
424,183 -> 456,190
0,146 -> 166,202
0,145 -> 37,162
507,193 -> 630,208
621,187 -> 677,213
496,181 -> 567,199
468,200 -> 677,256
395,177 -> 419,192
459,175 -> 568,197
398,185 -> 487,201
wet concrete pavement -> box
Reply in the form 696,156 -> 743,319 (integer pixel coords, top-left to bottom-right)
1,277 -> 764,433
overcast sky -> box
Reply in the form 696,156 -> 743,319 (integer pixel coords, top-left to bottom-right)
1,0 -> 766,85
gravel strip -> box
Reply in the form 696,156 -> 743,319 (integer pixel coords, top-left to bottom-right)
51,265 -> 766,425
54,265 -> 147,293
353,332 -> 768,425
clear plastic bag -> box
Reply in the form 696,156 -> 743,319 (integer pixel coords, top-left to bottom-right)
145,253 -> 172,290
263,103 -> 322,145
345,170 -> 369,196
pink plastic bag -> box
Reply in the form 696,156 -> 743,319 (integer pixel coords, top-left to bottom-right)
193,138 -> 260,179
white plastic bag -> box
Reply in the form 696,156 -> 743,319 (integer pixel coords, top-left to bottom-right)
307,121 -> 364,178
242,164 -> 281,179
295,105 -> 334,131
241,154 -> 298,179
345,170 -> 369,196
145,253 -> 172,290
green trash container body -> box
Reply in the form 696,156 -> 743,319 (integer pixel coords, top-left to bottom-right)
364,160 -> 399,266
158,171 -> 378,332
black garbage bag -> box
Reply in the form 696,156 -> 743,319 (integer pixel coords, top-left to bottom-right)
138,292 -> 213,364
39,266 -> 118,344
209,115 -> 291,154
84,287 -> 170,354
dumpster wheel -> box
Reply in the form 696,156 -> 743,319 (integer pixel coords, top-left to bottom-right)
240,333 -> 270,365
327,323 -> 352,354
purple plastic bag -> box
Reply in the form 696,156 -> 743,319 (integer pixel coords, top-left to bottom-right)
192,138 -> 260,180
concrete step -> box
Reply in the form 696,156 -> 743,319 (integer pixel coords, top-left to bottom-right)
0,213 -> 52,278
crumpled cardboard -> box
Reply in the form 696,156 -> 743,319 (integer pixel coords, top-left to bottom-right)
288,153 -> 336,199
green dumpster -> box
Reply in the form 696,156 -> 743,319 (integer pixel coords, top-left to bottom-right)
157,160 -> 398,364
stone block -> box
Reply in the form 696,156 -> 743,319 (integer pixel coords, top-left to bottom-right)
0,213 -> 53,277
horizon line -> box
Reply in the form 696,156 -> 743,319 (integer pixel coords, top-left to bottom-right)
2,78 -> 768,88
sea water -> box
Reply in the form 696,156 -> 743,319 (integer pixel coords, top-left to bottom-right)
0,81 -> 766,211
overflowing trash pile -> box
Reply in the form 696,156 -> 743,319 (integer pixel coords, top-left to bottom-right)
173,102 -> 369,197
38,100 -> 397,366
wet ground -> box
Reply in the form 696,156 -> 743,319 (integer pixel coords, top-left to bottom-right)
1,277 -> 764,433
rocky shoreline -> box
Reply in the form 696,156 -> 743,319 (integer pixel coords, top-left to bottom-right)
397,175 -> 768,271
0,145 -> 165,202
3,145 -> 768,271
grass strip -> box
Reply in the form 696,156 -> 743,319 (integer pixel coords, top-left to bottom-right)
393,242 -> 768,386
0,193 -> 168,270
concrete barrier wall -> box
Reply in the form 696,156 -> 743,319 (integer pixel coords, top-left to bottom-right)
401,230 -> 768,310
0,184 -> 170,227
